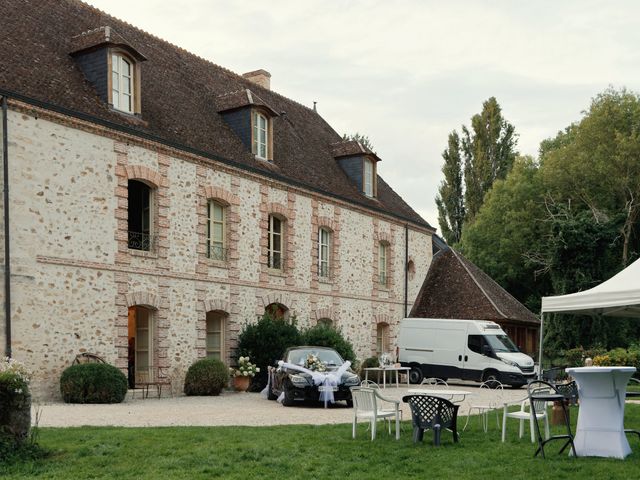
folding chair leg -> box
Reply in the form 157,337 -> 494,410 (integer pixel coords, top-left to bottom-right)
352,417 -> 357,439
395,415 -> 400,440
434,425 -> 441,446
530,415 -> 535,443
519,419 -> 524,439
371,419 -> 376,441
502,408 -> 507,442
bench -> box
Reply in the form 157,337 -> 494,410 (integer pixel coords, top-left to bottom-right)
135,366 -> 172,398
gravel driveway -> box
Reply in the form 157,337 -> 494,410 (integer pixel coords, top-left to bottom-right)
34,383 -> 528,428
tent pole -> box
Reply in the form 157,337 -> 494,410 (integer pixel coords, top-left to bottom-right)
537,312 -> 544,379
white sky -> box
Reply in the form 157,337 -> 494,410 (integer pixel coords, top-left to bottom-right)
87,0 -> 640,229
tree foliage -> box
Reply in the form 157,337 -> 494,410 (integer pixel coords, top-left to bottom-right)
436,97 -> 518,244
436,131 -> 465,244
459,87 -> 640,357
342,132 -> 375,151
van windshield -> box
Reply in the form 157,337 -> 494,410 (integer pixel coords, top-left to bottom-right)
484,335 -> 519,353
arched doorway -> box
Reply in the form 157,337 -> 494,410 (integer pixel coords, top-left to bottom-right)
265,302 -> 289,320
128,305 -> 154,388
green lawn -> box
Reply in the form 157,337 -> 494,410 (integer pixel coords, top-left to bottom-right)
2,405 -> 640,479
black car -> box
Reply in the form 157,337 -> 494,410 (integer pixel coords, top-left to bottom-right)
267,346 -> 360,407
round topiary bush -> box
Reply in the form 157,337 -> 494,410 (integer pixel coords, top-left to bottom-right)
60,363 -> 128,404
301,323 -> 356,364
184,358 -> 228,396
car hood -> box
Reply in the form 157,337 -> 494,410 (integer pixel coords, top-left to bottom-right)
496,352 -> 534,367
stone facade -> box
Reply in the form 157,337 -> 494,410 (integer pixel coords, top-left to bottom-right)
1,102 -> 433,399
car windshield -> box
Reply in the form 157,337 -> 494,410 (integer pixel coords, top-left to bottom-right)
484,335 -> 519,353
286,348 -> 344,367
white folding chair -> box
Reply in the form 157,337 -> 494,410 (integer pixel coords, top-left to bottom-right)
350,387 -> 401,440
463,380 -> 504,432
502,395 -> 549,443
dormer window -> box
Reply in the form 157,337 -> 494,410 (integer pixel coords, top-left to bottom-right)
112,53 -> 133,113
364,158 -> 374,197
253,111 -> 269,159
69,27 -> 146,116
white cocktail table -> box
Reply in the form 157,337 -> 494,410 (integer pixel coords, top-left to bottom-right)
566,366 -> 636,458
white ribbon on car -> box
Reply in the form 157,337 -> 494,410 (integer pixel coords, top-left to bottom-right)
276,360 -> 352,407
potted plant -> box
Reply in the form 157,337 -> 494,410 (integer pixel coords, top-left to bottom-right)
229,356 -> 259,391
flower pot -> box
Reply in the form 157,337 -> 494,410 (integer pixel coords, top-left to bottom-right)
233,376 -> 251,392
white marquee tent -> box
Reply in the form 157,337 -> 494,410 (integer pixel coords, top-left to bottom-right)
538,257 -> 640,371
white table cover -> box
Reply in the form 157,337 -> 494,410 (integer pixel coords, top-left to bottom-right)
566,366 -> 636,459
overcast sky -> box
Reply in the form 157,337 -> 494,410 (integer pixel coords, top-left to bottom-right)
87,0 -> 640,230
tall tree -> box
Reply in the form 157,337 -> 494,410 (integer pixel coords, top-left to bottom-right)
435,97 -> 517,242
461,97 -> 518,221
542,88 -> 640,267
342,132 -> 374,151
435,131 -> 465,244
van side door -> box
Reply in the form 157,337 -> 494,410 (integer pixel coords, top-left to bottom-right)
463,334 -> 489,381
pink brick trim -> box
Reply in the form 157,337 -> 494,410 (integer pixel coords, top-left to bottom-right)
125,291 -> 161,309
124,164 -> 165,188
314,307 -> 338,324
203,186 -> 240,206
203,299 -> 231,313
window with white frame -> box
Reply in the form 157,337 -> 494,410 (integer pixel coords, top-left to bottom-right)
378,242 -> 388,286
253,112 -> 269,159
112,53 -> 133,113
376,323 -> 389,356
363,158 -> 374,197
267,215 -> 283,270
206,311 -> 225,360
207,200 -> 226,261
318,227 -> 331,278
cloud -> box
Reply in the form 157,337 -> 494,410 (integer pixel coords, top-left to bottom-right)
88,0 -> 640,227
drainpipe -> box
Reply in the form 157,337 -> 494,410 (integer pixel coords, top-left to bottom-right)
404,224 -> 409,318
2,95 -> 11,358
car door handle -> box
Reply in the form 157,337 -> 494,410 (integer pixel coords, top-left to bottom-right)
458,355 -> 462,361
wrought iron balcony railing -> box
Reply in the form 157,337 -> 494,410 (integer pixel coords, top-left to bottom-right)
207,244 -> 228,262
128,231 -> 157,252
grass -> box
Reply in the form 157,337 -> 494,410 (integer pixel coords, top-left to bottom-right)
1,405 -> 640,479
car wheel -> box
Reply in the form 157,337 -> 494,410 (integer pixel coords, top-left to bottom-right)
282,386 -> 295,406
267,382 -> 277,401
409,366 -> 424,384
483,370 -> 500,387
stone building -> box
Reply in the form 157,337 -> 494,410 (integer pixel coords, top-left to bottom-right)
0,0 -> 434,398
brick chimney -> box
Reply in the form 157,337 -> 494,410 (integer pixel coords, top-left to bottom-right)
242,69 -> 271,90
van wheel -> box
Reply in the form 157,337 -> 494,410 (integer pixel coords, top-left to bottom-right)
409,367 -> 424,384
483,371 -> 501,388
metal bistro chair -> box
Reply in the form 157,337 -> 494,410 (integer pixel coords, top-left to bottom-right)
527,380 -> 576,458
403,394 -> 459,445
351,387 -> 401,441
555,381 -> 579,407
463,380 -> 504,432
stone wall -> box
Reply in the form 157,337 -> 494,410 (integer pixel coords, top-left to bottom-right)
5,106 -> 433,399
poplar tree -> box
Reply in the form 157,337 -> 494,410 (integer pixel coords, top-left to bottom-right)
435,131 -> 465,244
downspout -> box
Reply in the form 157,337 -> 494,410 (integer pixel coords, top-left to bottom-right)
537,312 -> 544,379
2,96 -> 11,358
404,224 -> 409,317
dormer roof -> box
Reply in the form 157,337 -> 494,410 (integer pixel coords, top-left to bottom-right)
216,89 -> 279,117
330,140 -> 381,162
69,26 -> 147,61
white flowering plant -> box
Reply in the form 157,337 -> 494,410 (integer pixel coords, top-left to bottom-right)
229,356 -> 260,378
304,353 -> 327,372
0,357 -> 32,397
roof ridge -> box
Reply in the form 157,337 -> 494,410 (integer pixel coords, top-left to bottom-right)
450,249 -> 508,319
72,0 -> 321,116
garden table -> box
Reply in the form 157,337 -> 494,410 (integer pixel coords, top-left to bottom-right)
565,366 -> 636,458
363,367 -> 410,388
407,388 -> 472,404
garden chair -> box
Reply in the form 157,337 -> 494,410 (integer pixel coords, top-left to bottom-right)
625,377 -> 640,439
501,393 -> 549,443
463,380 -> 504,432
350,387 -> 401,440
421,377 -> 449,387
526,380 -> 576,458
554,380 -> 579,406
135,366 -> 172,399
360,380 -> 380,388
72,352 -> 106,365
402,394 -> 459,445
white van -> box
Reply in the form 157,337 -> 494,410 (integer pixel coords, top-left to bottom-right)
397,318 -> 535,387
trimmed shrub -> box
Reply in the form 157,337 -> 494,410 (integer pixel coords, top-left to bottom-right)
60,363 -> 128,404
237,313 -> 302,389
358,356 -> 379,379
0,358 -> 32,447
301,324 -> 356,364
184,358 -> 228,396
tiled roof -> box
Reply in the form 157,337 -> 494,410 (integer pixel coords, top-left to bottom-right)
0,0 -> 432,229
215,89 -> 279,116
330,140 -> 381,162
410,249 -> 540,325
